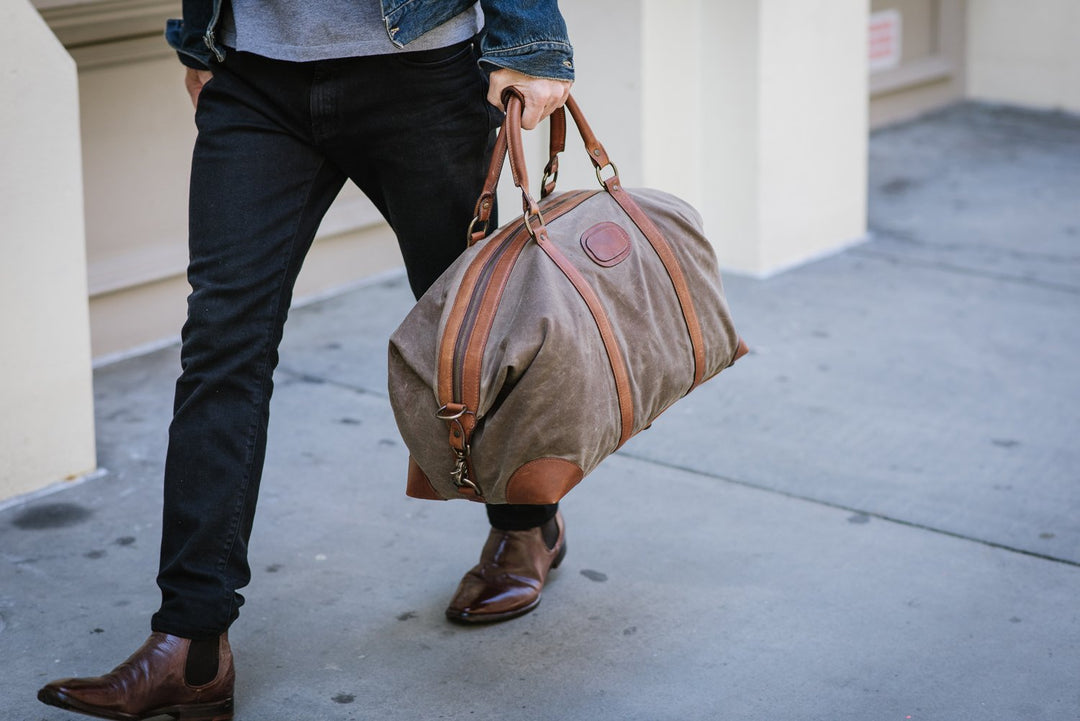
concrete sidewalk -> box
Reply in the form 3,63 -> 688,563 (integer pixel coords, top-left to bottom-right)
3,103 -> 1079,720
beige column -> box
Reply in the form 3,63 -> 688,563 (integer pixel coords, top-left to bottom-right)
967,0 -> 1080,113
641,0 -> 869,276
0,1 -> 97,500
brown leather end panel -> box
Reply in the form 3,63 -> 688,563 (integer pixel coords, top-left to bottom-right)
731,337 -> 750,365
505,458 -> 585,504
581,221 -> 632,267
406,457 -> 446,501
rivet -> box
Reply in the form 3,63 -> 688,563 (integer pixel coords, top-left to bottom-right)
592,148 -> 601,156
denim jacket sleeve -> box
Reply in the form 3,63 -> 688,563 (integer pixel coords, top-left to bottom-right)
164,0 -> 219,70
166,0 -> 573,81
382,0 -> 574,81
474,0 -> 574,81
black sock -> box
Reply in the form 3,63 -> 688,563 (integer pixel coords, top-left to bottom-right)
540,515 -> 560,550
486,503 -> 558,533
184,637 -> 220,686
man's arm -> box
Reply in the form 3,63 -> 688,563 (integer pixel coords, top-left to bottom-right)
477,0 -> 574,130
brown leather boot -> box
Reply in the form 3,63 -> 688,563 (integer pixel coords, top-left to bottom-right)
38,632 -> 234,721
446,511 -> 566,624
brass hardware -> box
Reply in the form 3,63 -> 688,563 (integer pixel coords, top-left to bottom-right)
466,215 -> 487,242
435,404 -> 466,420
595,162 -> 620,187
450,446 -> 483,498
522,207 -> 546,239
541,168 -> 558,192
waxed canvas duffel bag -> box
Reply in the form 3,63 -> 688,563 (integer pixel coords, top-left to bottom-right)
388,92 -> 747,504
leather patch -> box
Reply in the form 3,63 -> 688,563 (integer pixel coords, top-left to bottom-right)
505,458 -> 585,504
405,457 -> 446,501
580,222 -> 631,268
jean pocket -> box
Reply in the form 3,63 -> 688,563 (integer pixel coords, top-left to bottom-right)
394,39 -> 474,68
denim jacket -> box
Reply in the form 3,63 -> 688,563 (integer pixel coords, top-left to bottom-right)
165,0 -> 574,81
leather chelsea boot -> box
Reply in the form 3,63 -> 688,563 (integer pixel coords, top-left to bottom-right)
446,511 -> 566,624
38,632 -> 234,721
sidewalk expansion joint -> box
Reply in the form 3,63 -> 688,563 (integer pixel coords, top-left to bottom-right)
617,450 -> 1080,570
849,247 -> 1080,295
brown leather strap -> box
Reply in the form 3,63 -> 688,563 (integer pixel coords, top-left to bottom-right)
563,95 -> 611,170
603,178 -> 708,391
548,105 -> 567,160
469,126 -> 510,245
500,90 -> 542,219
541,106 -> 567,198
441,189 -> 597,407
474,92 -> 603,233
438,233 -> 513,403
532,223 -> 635,448
472,91 -> 564,241
436,190 -> 599,490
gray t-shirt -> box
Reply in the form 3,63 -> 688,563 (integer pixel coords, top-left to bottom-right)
220,0 -> 482,62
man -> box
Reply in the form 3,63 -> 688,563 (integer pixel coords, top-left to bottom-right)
38,2 -> 573,718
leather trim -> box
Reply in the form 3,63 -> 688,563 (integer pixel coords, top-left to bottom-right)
438,228 -> 510,404
731,337 -> 750,365
459,191 -> 598,449
470,124 -> 509,243
533,225 -> 635,448
436,190 -> 599,490
604,181 -> 708,391
580,222 -> 632,268
548,106 -> 567,160
441,190 -> 597,409
542,106 -> 567,198
502,91 -> 535,212
505,458 -> 585,504
406,457 -> 446,501
563,96 -> 611,169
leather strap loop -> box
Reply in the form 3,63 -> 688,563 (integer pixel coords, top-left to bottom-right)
473,92 -> 613,238
563,95 -> 610,170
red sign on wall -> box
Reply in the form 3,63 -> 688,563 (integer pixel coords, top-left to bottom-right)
869,9 -> 902,72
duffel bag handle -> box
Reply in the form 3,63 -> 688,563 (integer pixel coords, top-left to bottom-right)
467,90 -> 619,246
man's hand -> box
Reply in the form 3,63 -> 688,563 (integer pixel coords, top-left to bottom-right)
184,68 -> 215,109
487,68 -> 572,131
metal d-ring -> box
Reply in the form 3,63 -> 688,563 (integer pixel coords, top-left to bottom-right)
522,206 -> 546,239
466,215 -> 488,242
595,161 -> 620,187
435,404 -> 467,421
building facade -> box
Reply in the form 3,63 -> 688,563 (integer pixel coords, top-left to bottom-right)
2,0 -> 1078,500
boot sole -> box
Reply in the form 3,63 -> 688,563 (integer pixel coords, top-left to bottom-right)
39,687 -> 233,721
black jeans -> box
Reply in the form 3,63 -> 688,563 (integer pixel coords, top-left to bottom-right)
152,42 -> 555,640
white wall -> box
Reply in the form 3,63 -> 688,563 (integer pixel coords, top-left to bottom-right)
967,0 -> 1080,113
0,1 -> 97,499
640,0 -> 868,276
